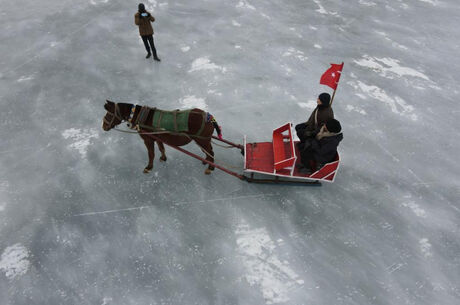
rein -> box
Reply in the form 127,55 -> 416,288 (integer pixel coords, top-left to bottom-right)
113,125 -> 212,140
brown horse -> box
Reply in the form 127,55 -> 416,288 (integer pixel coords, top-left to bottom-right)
102,100 -> 221,174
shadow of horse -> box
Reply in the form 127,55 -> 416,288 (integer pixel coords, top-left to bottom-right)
102,100 -> 221,175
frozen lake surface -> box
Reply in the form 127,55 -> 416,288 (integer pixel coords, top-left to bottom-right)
1,0 -> 459,304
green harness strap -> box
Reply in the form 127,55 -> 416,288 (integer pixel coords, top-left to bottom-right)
137,106 -> 155,131
136,107 -> 207,137
195,111 -> 206,136
152,109 -> 191,133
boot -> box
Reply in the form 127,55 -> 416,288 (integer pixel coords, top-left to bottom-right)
146,53 -> 151,59
154,56 -> 161,62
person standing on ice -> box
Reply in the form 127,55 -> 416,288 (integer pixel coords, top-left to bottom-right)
135,3 -> 160,61
295,92 -> 334,144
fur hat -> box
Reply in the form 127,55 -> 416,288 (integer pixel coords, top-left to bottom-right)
318,93 -> 331,106
138,3 -> 145,12
325,119 -> 341,133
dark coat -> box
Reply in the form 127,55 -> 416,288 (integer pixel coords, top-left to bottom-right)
305,105 -> 334,134
311,133 -> 343,164
135,12 -> 155,36
301,132 -> 342,165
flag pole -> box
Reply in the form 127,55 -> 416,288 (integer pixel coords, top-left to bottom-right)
329,62 -> 343,106
330,87 -> 338,106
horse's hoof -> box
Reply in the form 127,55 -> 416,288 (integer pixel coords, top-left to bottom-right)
205,169 -> 212,175
143,168 -> 151,173
160,156 -> 167,162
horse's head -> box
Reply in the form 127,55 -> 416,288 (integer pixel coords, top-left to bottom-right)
102,100 -> 125,131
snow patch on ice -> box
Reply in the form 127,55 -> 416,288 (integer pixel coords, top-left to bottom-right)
179,95 -> 207,110
346,105 -> 367,115
375,31 -> 408,50
401,201 -> 427,218
0,244 -> 30,280
298,100 -> 317,109
0,180 -> 9,191
62,128 -> 99,158
284,91 -> 297,101
399,3 -> 409,9
354,55 -> 429,80
281,64 -> 292,76
313,0 -> 328,14
314,44 -> 322,49
260,12 -> 271,20
17,75 -> 34,82
309,25 -> 318,30
359,0 -> 377,6
236,1 -> 255,10
348,80 -> 417,121
235,45 -> 242,49
282,48 -> 308,61
147,0 -> 157,8
90,0 -> 109,5
189,57 -> 227,73
236,222 -> 304,304
232,20 -> 241,27
101,297 -> 113,305
181,46 -> 190,52
419,238 -> 433,258
207,89 -> 222,96
418,0 -> 438,5
313,0 -> 337,15
0,202 -> 5,212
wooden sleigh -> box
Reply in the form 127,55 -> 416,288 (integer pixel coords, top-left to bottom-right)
150,122 -> 340,186
243,123 -> 340,185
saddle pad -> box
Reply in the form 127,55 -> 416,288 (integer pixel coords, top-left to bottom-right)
152,109 -> 191,132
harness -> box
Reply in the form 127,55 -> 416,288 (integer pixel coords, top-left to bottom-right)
130,106 -> 207,137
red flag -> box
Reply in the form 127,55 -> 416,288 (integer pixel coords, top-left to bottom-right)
320,62 -> 344,90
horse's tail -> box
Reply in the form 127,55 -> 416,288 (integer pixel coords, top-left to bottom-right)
206,113 -> 222,139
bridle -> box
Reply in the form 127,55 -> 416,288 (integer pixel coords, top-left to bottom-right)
103,103 -> 124,128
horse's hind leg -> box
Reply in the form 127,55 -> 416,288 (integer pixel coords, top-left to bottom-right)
141,136 -> 155,173
157,141 -> 167,162
195,139 -> 214,175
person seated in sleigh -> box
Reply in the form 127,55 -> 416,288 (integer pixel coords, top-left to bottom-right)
295,92 -> 334,150
298,119 -> 343,174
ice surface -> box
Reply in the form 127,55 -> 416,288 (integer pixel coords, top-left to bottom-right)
1,0 -> 459,304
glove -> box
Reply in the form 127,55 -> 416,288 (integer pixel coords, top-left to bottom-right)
141,12 -> 148,17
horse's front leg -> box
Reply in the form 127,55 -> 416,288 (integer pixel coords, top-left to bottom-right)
157,141 -> 167,162
142,136 -> 155,173
196,139 -> 215,175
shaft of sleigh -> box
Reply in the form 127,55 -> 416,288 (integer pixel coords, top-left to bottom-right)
148,134 -> 245,180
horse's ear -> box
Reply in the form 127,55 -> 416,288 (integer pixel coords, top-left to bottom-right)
105,100 -> 114,110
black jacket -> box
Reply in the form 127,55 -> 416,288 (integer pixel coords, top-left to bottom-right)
311,133 -> 343,164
